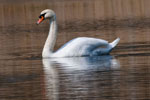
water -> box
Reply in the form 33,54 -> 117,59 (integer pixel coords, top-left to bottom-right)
0,0 -> 150,100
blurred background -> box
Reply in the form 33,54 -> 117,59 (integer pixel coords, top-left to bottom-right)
0,0 -> 150,100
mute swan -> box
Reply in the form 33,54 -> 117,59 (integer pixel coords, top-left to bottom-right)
37,9 -> 120,58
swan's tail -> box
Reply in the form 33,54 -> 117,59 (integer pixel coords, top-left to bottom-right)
110,38 -> 120,48
91,38 -> 120,55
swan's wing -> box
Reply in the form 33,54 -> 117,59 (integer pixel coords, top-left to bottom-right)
53,37 -> 109,57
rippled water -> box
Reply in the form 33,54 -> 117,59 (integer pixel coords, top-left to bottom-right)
0,0 -> 150,100
0,25 -> 150,100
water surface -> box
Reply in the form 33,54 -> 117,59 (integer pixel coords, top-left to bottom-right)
0,0 -> 150,100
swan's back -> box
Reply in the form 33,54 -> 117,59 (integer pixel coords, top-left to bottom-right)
52,37 -> 110,57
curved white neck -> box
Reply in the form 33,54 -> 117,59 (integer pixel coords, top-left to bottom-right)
42,16 -> 57,58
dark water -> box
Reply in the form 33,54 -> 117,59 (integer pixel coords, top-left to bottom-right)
0,0 -> 150,100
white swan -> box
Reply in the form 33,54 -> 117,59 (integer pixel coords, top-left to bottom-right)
37,9 -> 120,58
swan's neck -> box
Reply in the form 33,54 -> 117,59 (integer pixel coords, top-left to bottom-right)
42,16 -> 57,58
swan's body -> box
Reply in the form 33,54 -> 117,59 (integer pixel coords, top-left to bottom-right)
37,9 -> 120,58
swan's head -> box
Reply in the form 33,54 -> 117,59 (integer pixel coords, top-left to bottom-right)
37,9 -> 55,24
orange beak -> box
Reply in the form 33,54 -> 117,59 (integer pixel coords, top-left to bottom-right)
37,16 -> 44,25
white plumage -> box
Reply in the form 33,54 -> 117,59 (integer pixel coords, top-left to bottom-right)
37,9 -> 120,58
52,37 -> 120,57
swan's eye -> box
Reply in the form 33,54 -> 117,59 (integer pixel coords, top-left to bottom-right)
39,13 -> 46,18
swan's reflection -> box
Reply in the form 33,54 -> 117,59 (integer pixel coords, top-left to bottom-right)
42,56 -> 120,100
